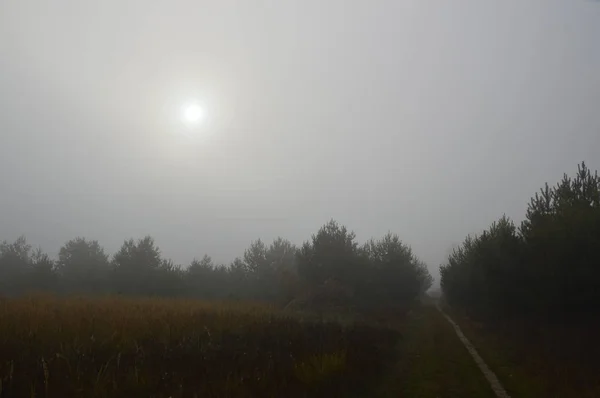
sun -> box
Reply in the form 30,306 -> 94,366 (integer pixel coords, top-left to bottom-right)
181,103 -> 205,125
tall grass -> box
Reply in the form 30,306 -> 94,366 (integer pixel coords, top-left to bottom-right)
0,295 -> 399,397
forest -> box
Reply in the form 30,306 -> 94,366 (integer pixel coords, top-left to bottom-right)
440,161 -> 600,321
439,162 -> 600,397
0,220 -> 432,309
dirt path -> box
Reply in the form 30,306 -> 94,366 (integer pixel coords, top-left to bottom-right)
377,304 -> 497,398
436,305 -> 511,398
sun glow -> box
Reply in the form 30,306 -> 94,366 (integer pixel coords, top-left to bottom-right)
181,103 -> 205,125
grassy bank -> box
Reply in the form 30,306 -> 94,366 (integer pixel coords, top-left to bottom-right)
449,308 -> 600,398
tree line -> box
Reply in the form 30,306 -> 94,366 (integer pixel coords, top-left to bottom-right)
440,162 -> 600,321
0,220 -> 432,309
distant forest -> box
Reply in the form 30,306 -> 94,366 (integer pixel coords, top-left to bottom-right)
441,162 -> 600,321
0,220 -> 433,310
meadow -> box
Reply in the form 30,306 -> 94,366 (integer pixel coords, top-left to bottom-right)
0,295 -> 400,398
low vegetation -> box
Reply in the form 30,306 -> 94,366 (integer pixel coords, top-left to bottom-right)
0,296 -> 400,397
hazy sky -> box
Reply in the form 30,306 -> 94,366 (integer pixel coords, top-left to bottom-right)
1,1 -> 599,282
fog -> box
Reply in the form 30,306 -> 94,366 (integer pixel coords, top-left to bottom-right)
1,0 -> 599,283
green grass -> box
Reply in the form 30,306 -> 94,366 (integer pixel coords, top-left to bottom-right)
0,295 -> 400,398
449,309 -> 600,398
377,302 -> 495,398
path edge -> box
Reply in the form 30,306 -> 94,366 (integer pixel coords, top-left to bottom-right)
436,304 -> 511,398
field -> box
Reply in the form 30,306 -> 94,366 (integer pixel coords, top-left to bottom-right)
0,296 -> 400,398
6,295 -> 596,398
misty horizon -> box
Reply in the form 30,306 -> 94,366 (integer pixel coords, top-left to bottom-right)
2,0 -> 600,284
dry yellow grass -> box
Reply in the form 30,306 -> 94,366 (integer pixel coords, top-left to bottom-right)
0,295 -> 399,398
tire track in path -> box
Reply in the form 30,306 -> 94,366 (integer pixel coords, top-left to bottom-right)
437,305 -> 511,398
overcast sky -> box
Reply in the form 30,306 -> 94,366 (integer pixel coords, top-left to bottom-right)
1,0 -> 599,282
